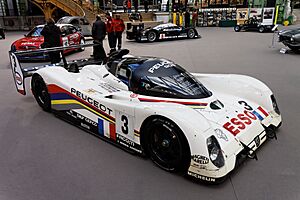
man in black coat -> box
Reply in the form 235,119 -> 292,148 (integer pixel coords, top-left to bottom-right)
41,18 -> 62,64
92,15 -> 107,61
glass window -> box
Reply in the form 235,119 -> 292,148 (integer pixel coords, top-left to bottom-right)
27,27 -> 43,37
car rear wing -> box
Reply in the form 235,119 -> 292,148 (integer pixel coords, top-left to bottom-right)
9,43 -> 96,95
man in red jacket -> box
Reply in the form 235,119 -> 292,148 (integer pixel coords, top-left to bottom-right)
106,12 -> 116,54
113,14 -> 125,50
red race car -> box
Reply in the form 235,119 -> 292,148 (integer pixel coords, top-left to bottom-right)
11,24 -> 85,61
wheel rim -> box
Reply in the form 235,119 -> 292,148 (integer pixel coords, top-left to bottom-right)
259,27 -> 264,32
149,124 -> 183,168
148,32 -> 156,42
188,29 -> 195,38
235,26 -> 239,31
80,39 -> 85,50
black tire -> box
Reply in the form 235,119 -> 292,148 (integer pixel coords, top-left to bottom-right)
147,31 -> 157,42
79,38 -> 85,51
187,29 -> 196,39
31,74 -> 51,112
234,26 -> 241,32
258,26 -> 265,33
144,118 -> 190,172
287,45 -> 300,52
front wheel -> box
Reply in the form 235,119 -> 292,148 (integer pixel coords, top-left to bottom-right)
258,26 -> 265,33
79,38 -> 85,51
144,118 -> 190,172
147,31 -> 157,42
31,74 -> 51,112
187,29 -> 196,38
234,26 -> 241,32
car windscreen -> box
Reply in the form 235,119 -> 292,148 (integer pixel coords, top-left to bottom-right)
131,61 -> 212,99
27,27 -> 43,37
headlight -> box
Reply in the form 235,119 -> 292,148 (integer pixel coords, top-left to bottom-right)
290,37 -> 294,42
207,135 -> 225,168
271,95 -> 280,115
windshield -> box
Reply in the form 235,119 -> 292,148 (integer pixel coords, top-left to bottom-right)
130,62 -> 212,99
27,27 -> 43,37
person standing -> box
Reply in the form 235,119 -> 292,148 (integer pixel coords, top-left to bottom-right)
184,9 -> 191,28
123,0 -> 128,13
127,0 -> 132,13
92,15 -> 107,61
144,0 -> 149,13
106,12 -> 116,54
192,9 -> 198,27
41,18 -> 62,64
113,14 -> 125,50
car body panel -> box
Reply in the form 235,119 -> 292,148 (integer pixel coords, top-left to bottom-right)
278,27 -> 300,50
57,16 -> 92,37
11,24 -> 84,61
126,23 -> 199,42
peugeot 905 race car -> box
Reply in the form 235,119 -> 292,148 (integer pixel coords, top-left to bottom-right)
11,24 -> 85,61
9,47 -> 282,183
278,27 -> 300,52
126,23 -> 199,42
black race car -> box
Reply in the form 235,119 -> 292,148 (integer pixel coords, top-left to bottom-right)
0,26 -> 5,39
278,27 -> 300,52
234,17 -> 276,33
126,23 -> 200,42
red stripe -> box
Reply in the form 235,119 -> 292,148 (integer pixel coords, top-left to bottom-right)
138,97 -> 208,106
109,123 -> 116,141
48,84 -> 66,94
258,106 -> 269,117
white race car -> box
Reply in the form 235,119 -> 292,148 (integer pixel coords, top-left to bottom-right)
10,48 -> 282,183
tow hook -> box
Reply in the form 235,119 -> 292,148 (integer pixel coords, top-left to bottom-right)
241,142 -> 258,160
266,126 -> 277,140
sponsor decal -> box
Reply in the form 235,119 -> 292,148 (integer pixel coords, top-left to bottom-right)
223,110 -> 257,136
187,171 -> 216,182
191,155 -> 209,164
71,88 -> 113,115
130,93 -> 138,98
215,129 -> 228,141
252,106 -> 269,121
116,134 -> 142,153
148,60 -> 176,74
98,83 -> 120,93
254,135 -> 260,147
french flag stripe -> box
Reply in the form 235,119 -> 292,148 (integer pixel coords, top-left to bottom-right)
104,122 -> 110,138
258,106 -> 269,117
109,123 -> 116,141
98,118 -> 104,136
252,110 -> 264,121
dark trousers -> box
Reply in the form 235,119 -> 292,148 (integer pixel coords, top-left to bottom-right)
49,51 -> 61,64
108,32 -> 116,51
93,40 -> 106,61
115,32 -> 123,49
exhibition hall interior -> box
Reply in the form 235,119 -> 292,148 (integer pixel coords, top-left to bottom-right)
0,0 -> 299,199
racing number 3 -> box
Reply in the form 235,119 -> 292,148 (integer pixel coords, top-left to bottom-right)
121,115 -> 128,134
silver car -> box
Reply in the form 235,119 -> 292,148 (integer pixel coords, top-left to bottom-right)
57,16 -> 92,37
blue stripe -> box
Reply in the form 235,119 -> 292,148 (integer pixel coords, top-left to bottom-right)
50,93 -> 74,100
252,110 -> 264,121
98,118 -> 104,136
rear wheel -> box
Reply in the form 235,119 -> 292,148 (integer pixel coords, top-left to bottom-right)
147,31 -> 157,42
144,118 -> 190,172
234,25 -> 241,32
31,74 -> 51,112
187,29 -> 196,39
258,26 -> 265,33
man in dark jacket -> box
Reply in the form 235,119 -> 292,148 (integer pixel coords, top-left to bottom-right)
92,15 -> 107,61
41,18 -> 62,64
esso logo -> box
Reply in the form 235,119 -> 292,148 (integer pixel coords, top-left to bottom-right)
223,110 -> 257,136
15,72 -> 23,85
